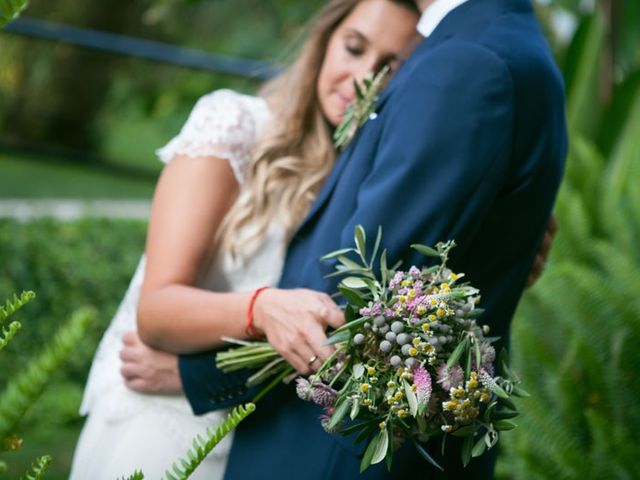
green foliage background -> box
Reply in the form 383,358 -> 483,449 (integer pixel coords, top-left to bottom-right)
498,2 -> 640,479
0,0 -> 318,179
0,219 -> 146,479
0,218 -> 146,380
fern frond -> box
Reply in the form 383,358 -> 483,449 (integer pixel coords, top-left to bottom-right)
551,184 -> 594,261
0,307 -> 95,440
163,403 -> 256,480
592,231 -> 640,322
597,90 -> 640,256
19,455 -> 51,480
0,321 -> 21,351
603,88 -> 640,211
564,136 -> 605,199
0,0 -> 29,29
118,470 -> 144,480
0,291 -> 35,324
625,159 -> 640,249
564,136 -> 606,234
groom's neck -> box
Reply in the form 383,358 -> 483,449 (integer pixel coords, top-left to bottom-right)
415,0 -> 436,12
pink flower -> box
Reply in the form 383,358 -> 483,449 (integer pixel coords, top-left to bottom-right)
413,366 -> 432,404
436,364 -> 464,391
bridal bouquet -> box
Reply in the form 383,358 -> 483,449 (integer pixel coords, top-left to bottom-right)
216,226 -> 526,472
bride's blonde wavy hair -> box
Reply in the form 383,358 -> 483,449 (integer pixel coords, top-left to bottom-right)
218,0 -> 419,259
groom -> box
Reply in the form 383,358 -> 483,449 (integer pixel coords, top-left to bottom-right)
150,0 -> 566,478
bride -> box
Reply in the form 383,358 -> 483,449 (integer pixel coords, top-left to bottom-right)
69,1 -> 421,478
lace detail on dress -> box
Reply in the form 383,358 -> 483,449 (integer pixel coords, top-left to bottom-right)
155,89 -> 270,183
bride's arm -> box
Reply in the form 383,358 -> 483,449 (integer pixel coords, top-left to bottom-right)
136,153 -> 343,374
136,153 -> 252,353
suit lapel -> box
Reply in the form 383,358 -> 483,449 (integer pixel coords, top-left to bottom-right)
296,137 -> 355,233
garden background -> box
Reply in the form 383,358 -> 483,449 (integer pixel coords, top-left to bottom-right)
1,0 -> 639,478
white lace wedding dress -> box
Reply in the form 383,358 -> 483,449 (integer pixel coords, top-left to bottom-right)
70,90 -> 282,480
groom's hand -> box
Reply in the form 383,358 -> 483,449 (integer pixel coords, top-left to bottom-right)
252,288 -> 345,375
120,331 -> 184,394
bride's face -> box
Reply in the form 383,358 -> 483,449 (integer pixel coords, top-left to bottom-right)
316,0 -> 419,127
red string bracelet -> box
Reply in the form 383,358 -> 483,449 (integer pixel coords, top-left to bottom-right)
245,286 -> 269,339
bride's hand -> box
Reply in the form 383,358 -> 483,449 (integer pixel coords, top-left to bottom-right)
252,289 -> 345,376
120,331 -> 184,394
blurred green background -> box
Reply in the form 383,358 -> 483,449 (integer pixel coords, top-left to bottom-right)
0,0 -> 314,197
1,0 -> 639,478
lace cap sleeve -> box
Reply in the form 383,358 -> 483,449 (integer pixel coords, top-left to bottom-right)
155,89 -> 270,184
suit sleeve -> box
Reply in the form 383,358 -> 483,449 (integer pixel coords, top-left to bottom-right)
179,351 -> 261,414
334,41 -> 515,267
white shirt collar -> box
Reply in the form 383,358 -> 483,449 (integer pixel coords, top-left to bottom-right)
416,0 -> 469,37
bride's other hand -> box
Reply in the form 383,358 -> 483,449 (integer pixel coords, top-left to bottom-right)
527,214 -> 558,287
252,289 -> 345,376
120,331 -> 183,394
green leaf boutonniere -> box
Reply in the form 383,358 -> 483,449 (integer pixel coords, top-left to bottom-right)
333,65 -> 390,150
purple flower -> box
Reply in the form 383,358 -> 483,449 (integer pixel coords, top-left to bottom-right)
389,271 -> 405,290
384,307 -> 398,318
311,382 -> 338,407
359,302 -> 383,317
436,364 -> 465,391
409,266 -> 421,278
413,366 -> 432,404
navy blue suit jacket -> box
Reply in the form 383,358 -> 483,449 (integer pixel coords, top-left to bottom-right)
178,0 -> 567,478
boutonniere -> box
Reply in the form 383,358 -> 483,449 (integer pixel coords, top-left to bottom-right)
333,65 -> 390,150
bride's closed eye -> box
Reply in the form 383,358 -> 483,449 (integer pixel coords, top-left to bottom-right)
344,35 -> 365,57
343,36 -> 401,75
346,44 -> 364,56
